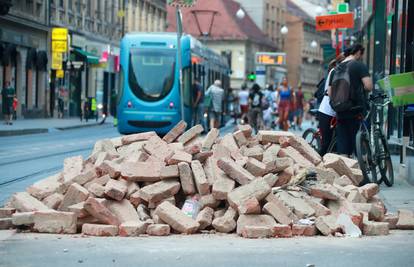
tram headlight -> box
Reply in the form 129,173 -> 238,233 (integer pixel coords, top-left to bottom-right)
127,101 -> 133,108
169,102 -> 174,109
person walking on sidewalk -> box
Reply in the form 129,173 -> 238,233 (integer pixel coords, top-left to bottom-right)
12,95 -> 18,120
238,84 -> 249,124
249,83 -> 264,132
329,44 -> 373,157
289,86 -> 297,130
277,77 -> 291,131
192,79 -> 204,127
2,81 -> 15,125
295,85 -> 305,130
205,80 -> 224,129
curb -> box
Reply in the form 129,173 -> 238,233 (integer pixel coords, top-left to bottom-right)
0,122 -> 108,137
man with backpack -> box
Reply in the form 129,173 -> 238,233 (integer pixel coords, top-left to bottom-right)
249,83 -> 264,132
329,44 -> 373,156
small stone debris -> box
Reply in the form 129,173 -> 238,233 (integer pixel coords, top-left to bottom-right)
1,122 -> 411,239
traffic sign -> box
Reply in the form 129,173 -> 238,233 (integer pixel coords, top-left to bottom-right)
316,13 -> 354,31
52,28 -> 68,41
168,0 -> 197,7
255,52 -> 286,65
52,40 -> 67,52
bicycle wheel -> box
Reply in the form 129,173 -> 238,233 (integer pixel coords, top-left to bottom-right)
302,128 -> 321,153
375,132 -> 394,186
355,130 -> 378,185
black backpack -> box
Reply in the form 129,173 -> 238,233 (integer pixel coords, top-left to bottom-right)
330,61 -> 354,112
314,78 -> 326,105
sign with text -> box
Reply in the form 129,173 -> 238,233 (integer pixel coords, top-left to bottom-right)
52,28 -> 68,41
316,13 -> 354,31
56,69 -> 64,78
168,0 -> 197,7
52,40 -> 67,52
255,52 -> 286,66
51,52 -> 62,70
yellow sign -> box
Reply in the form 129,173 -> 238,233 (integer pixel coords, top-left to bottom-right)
255,53 -> 286,65
56,69 -> 64,78
117,10 -> 125,17
52,40 -> 67,52
51,52 -> 63,70
52,28 -> 68,41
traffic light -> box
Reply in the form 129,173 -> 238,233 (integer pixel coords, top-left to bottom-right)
247,72 -> 256,81
0,0 -> 12,15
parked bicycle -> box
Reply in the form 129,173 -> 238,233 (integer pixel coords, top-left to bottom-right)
302,109 -> 337,155
355,93 -> 394,186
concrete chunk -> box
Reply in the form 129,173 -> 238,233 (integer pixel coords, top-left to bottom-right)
155,201 -> 200,234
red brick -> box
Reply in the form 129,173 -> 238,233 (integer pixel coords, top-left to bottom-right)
324,156 -> 360,185
73,168 -> 98,185
154,201 -> 200,234
88,183 -> 106,198
11,192 -> 50,212
84,174 -> 110,189
0,218 -> 13,230
396,209 -> 414,230
265,157 -> 292,174
139,179 -> 180,203
163,120 -> 187,143
263,198 -> 298,225
212,208 -> 237,233
199,194 -> 220,209
68,202 -> 88,219
160,165 -> 179,179
276,191 -> 315,219
363,221 -> 389,236
353,203 -> 385,222
272,224 -> 292,237
274,166 -> 294,187
105,199 -> 140,223
84,197 -> 121,226
121,161 -> 164,182
309,184 -> 341,200
148,196 -> 176,209
202,128 -> 220,150
119,221 -> 149,236
383,214 -> 399,229
166,150 -> 193,165
59,183 -> 89,211
236,214 -> 277,235
193,151 -> 213,163
262,144 -> 281,164
177,124 -> 204,144
217,158 -> 255,185
292,224 -> 317,236
97,160 -> 121,178
238,197 -> 261,215
82,223 -> 119,236
323,153 -> 359,169
303,197 -> 331,217
347,190 -> 367,203
278,147 -> 313,168
62,155 -> 84,185
178,162 -> 197,195
233,130 -> 248,147
334,175 -> 354,186
143,135 -> 174,162
0,208 -> 15,219
121,131 -> 157,145
212,175 -> 236,200
220,134 -> 239,154
245,158 -> 267,177
358,183 -> 379,200
315,215 -> 341,236
33,211 -> 77,234
146,224 -> 171,236
243,146 -> 263,161
236,124 -> 253,138
227,178 -> 271,212
241,225 -> 273,238
287,135 -> 322,165
27,173 -> 64,200
129,191 -> 145,207
104,179 -> 127,201
196,207 -> 214,230
191,160 -> 210,195
257,130 -> 294,143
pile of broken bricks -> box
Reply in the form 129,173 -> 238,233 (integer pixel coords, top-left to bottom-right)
1,121 -> 414,239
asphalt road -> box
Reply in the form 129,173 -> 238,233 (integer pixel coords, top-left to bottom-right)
0,124 -> 119,205
1,231 -> 414,267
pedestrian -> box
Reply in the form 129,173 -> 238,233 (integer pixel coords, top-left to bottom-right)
277,77 -> 291,131
91,98 -> 97,121
58,87 -> 64,119
248,83 -> 263,132
329,44 -> 373,157
12,95 -> 18,120
317,54 -> 345,156
205,80 -> 224,129
262,84 -> 273,129
192,79 -> 204,127
226,88 -> 237,125
2,81 -> 15,125
238,84 -> 249,124
289,86 -> 297,129
295,85 -> 305,130
83,99 -> 90,122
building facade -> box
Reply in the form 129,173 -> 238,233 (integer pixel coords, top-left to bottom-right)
284,0 -> 330,96
126,0 -> 167,33
167,0 -> 276,89
0,0 -> 49,118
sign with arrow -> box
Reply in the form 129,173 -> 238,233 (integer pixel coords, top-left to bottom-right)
316,13 -> 354,31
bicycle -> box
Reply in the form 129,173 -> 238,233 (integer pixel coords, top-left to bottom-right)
302,109 -> 337,155
355,93 -> 394,186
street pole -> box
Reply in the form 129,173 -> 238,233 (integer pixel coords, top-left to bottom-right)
176,7 -> 185,122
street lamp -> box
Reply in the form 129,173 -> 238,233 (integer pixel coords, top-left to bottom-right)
280,25 -> 288,35
310,40 -> 318,48
315,6 -> 324,16
236,8 -> 245,20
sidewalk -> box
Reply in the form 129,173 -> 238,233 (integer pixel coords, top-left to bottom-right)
0,117 -> 114,137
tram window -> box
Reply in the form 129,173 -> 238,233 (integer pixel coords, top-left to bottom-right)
182,67 -> 192,107
117,66 -> 124,105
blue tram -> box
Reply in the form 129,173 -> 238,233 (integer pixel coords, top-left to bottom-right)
117,33 -> 230,135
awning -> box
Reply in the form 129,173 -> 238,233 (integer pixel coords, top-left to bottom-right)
73,48 -> 100,65
2,43 -> 17,66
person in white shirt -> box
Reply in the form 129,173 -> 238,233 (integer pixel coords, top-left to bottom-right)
238,84 -> 249,124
